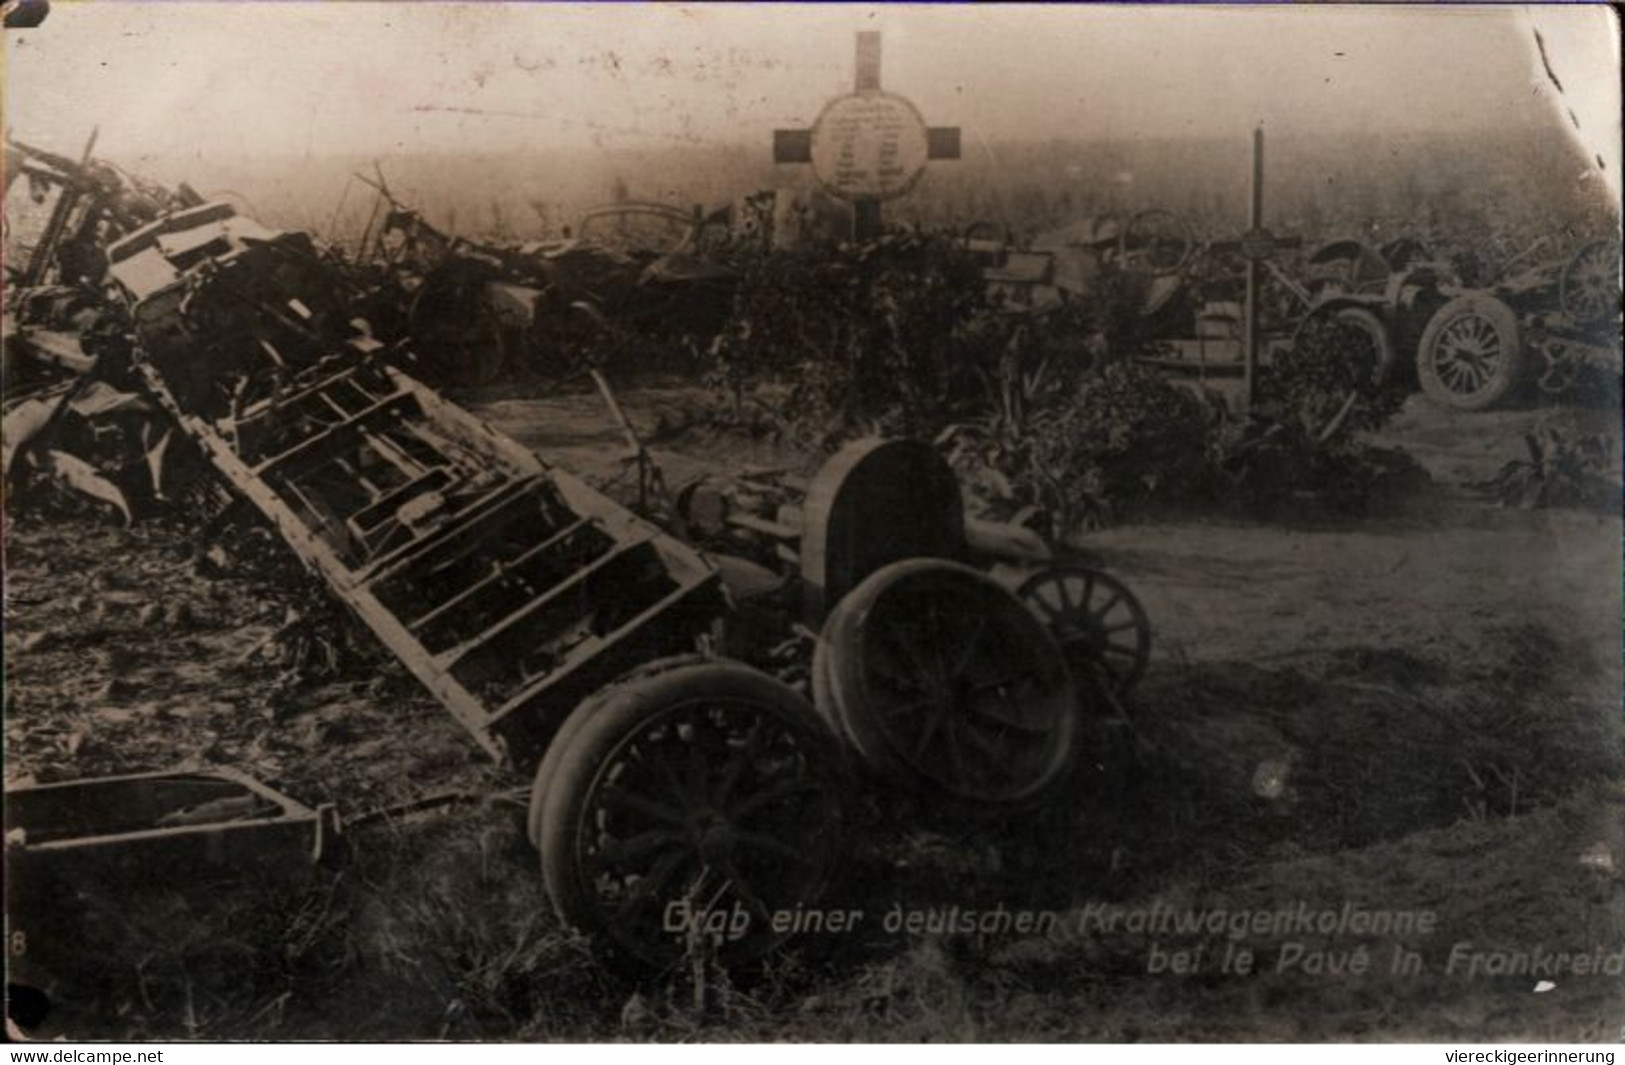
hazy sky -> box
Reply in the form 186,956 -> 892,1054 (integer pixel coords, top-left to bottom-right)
3,3 -> 1618,193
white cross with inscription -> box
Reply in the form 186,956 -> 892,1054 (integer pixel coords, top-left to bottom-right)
773,31 -> 961,240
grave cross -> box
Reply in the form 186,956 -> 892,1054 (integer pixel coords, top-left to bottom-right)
1199,127 -> 1300,408
773,32 -> 961,241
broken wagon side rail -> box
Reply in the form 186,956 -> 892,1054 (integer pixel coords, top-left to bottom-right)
134,355 -> 724,768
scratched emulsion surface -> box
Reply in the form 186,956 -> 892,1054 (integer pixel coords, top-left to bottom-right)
3,2 -> 1622,1042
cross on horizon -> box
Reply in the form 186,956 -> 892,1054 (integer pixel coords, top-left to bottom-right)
773,31 -> 961,241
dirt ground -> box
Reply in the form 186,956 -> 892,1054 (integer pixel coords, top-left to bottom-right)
4,381 -> 1622,1041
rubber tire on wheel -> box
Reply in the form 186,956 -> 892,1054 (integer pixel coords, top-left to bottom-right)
533,657 -> 847,971
1416,294 -> 1524,412
813,558 -> 1077,804
526,655 -> 746,849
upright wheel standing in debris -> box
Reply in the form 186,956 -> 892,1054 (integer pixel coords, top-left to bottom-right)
1327,306 -> 1400,385
1416,293 -> 1525,411
1017,563 -> 1153,699
1119,208 -> 1197,276
1559,238 -> 1622,328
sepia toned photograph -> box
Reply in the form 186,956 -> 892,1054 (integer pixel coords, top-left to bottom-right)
2,0 -> 1621,1044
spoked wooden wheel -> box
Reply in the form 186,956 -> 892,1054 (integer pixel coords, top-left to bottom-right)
532,658 -> 847,971
814,559 -> 1077,803
1017,564 -> 1152,698
1560,239 -> 1621,327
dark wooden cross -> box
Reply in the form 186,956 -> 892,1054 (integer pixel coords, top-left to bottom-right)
774,31 -> 960,241
1200,128 -> 1302,408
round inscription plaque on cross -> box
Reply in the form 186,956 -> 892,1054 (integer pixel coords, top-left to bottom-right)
809,91 -> 931,203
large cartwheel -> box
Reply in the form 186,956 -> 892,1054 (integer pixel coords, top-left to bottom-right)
1117,209 -> 1196,277
1560,238 -> 1622,329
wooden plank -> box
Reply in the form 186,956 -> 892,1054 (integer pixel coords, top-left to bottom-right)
489,578 -> 719,727
252,390 -> 416,476
18,329 -> 97,375
433,534 -> 652,670
236,365 -> 379,430
406,515 -> 593,634
389,369 -> 547,477
726,511 -> 800,541
356,475 -> 546,586
854,30 -> 882,91
346,466 -> 452,538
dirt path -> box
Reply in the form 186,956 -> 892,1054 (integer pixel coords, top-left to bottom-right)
1086,503 -> 1620,676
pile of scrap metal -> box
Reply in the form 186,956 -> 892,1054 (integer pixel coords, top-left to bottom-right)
962,210 -> 1199,315
959,209 -> 1307,371
339,175 -> 736,387
6,172 -> 1155,971
1291,231 -> 1622,410
3,131 -> 204,380
3,133 -> 213,520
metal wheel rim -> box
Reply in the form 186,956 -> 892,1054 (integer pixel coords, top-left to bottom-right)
1429,312 -> 1505,397
1562,242 -> 1619,324
570,696 -> 842,964
1018,566 -> 1151,695
846,569 -> 1075,800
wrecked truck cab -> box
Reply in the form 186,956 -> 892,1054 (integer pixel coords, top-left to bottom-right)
107,202 -> 355,414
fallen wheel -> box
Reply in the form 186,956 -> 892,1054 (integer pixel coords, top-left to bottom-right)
1292,304 -> 1399,387
532,657 -> 847,970
1330,306 -> 1398,386
1017,564 -> 1152,698
1118,209 -> 1195,277
1559,239 -> 1621,328
1415,294 -> 1524,412
814,559 -> 1077,803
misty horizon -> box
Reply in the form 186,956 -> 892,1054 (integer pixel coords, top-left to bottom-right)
6,5 -> 1616,163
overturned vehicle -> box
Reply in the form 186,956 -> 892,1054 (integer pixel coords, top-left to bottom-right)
1292,233 -> 1622,411
958,205 -> 1621,412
